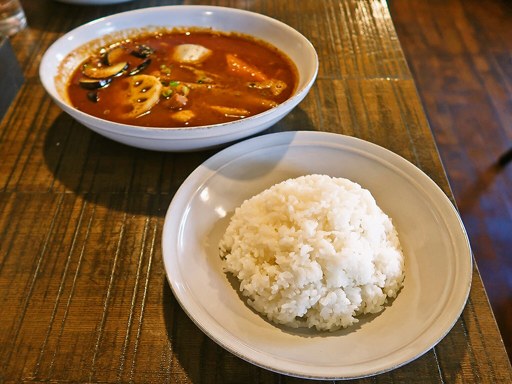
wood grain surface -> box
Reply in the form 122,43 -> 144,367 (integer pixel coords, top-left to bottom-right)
1,0 -> 511,382
388,0 -> 512,360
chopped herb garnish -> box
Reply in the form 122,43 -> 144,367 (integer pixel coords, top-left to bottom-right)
160,64 -> 171,75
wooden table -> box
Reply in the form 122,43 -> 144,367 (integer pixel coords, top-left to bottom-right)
1,0 -> 511,382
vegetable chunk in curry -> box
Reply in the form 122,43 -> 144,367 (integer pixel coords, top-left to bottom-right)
67,29 -> 298,127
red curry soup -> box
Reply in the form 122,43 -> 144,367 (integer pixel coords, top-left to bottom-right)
66,29 -> 298,128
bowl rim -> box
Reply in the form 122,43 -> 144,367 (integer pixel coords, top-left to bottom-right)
39,5 -> 319,134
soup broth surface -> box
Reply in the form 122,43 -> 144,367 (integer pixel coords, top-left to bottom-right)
67,29 -> 298,128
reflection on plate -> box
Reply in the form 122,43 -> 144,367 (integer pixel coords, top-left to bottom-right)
162,131 -> 472,379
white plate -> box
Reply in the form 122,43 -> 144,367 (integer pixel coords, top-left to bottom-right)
162,131 -> 472,379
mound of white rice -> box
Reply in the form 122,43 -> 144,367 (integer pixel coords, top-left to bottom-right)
219,174 -> 405,331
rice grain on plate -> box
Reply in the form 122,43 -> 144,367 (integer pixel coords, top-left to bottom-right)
219,174 -> 405,331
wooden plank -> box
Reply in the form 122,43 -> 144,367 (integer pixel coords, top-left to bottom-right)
0,0 -> 510,382
389,0 -> 512,358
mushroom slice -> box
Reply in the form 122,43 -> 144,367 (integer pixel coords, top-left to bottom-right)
173,44 -> 212,64
79,77 -> 112,90
83,61 -> 128,79
123,75 -> 162,118
128,59 -> 151,76
179,81 -> 218,90
248,79 -> 288,96
103,46 -> 125,65
131,44 -> 154,59
209,105 -> 251,118
180,65 -> 218,83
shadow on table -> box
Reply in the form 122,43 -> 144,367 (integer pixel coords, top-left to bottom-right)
22,0 -> 144,34
42,108 -> 315,216
162,282 -> 286,383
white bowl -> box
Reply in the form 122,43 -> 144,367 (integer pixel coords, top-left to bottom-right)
39,6 -> 318,151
